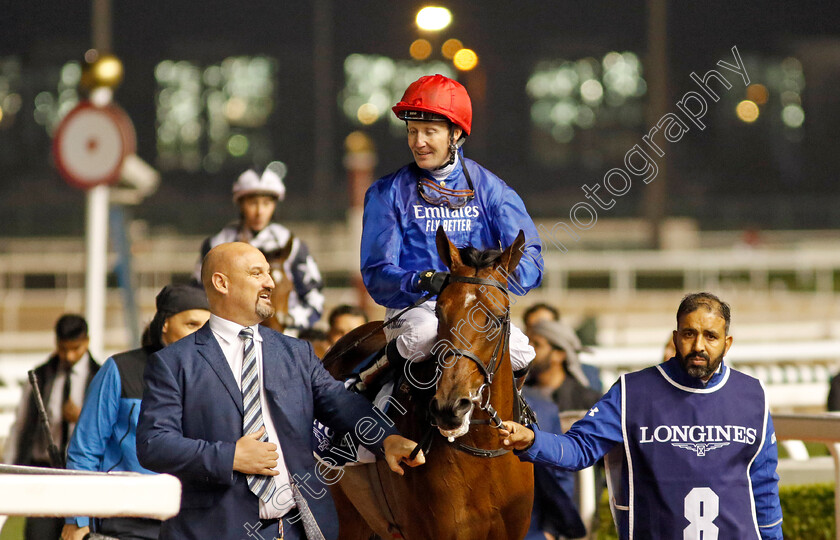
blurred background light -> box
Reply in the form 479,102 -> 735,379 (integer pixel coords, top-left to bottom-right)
746,83 -> 769,105
409,39 -> 433,61
155,55 -> 275,171
356,103 -> 380,125
416,6 -> 452,31
453,48 -> 478,71
736,99 -> 760,123
782,103 -> 805,128
580,79 -> 604,104
441,38 -> 463,59
227,133 -> 249,156
340,53 -> 455,128
527,51 -> 646,152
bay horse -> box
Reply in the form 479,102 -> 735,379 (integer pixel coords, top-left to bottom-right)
323,227 -> 534,540
260,241 -> 295,334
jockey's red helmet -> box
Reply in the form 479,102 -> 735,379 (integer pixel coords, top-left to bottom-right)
392,74 -> 472,136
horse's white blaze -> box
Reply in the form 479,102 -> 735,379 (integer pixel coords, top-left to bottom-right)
271,269 -> 283,283
464,291 -> 477,306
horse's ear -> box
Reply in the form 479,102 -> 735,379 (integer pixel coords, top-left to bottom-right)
499,230 -> 527,275
436,226 -> 462,270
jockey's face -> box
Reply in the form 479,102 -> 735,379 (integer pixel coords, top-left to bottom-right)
239,195 -> 277,233
406,120 -> 462,170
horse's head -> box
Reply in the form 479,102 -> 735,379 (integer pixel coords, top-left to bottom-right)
260,243 -> 294,332
429,227 -> 527,439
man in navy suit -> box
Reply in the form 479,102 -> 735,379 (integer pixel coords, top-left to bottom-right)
138,242 -> 424,540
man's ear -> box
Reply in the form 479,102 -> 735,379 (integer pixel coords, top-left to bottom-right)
723,334 -> 733,356
211,272 -> 229,295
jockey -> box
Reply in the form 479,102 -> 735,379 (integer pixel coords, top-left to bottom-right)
194,164 -> 324,330
361,74 -> 544,377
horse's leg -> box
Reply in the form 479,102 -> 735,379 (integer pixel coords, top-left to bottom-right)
330,483 -> 377,540
332,464 -> 393,539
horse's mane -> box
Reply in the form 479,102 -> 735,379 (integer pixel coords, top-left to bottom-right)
458,246 -> 502,270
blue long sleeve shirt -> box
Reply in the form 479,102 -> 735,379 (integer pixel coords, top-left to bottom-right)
361,152 -> 543,308
518,358 -> 783,539
65,355 -> 155,527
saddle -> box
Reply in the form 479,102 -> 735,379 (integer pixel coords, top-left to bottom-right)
314,341 -> 537,465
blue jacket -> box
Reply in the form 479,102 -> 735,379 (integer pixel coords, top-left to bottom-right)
361,153 -> 543,308
65,348 -> 156,528
136,323 -> 398,540
517,358 -> 783,539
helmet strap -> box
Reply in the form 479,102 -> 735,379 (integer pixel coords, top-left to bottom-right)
434,125 -> 459,170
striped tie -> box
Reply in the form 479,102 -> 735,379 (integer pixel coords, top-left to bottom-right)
239,327 -> 274,502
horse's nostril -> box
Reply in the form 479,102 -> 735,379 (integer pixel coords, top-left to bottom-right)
429,398 -> 442,416
453,398 -> 472,417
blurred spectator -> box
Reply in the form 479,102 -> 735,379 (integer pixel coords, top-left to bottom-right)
327,304 -> 369,345
527,319 -> 605,538
527,320 -> 602,413
524,303 -> 602,392
61,284 -> 210,540
194,165 -> 324,330
523,302 -> 561,338
299,328 -> 331,359
4,314 -> 100,540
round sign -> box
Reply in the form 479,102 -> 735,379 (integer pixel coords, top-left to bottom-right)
52,101 -> 136,189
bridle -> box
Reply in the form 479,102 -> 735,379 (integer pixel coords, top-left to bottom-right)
435,272 -> 516,458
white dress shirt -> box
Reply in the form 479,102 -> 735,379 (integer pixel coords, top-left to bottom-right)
208,314 -> 295,519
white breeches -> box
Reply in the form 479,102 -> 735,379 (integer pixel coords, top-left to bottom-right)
384,301 -> 535,371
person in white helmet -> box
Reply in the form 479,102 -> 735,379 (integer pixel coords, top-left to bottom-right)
194,163 -> 324,330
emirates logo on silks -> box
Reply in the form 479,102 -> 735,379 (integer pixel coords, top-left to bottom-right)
672,442 -> 730,456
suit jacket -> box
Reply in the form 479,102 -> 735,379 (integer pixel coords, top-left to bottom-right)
137,323 -> 398,540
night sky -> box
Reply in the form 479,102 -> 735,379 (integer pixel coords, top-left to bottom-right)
1,1 -> 839,235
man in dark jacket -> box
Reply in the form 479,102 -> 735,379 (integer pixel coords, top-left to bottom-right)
4,314 -> 99,540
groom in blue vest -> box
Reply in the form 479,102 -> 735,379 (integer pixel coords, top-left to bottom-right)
138,242 -> 424,540
499,292 -> 783,539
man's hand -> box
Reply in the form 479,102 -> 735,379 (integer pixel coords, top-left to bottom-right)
416,270 -> 449,295
233,427 -> 280,476
60,523 -> 89,540
383,434 -> 425,475
499,421 -> 535,451
62,399 -> 81,423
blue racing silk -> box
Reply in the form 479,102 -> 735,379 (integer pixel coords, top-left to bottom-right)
361,152 -> 543,308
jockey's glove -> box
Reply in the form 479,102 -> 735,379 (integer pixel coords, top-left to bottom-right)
416,270 -> 450,295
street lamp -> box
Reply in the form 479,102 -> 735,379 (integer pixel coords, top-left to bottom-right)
416,6 -> 452,31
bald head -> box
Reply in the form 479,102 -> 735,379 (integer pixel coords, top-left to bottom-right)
201,242 -> 275,326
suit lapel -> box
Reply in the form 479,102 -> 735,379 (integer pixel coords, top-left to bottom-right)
260,329 -> 295,431
195,324 -> 244,416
